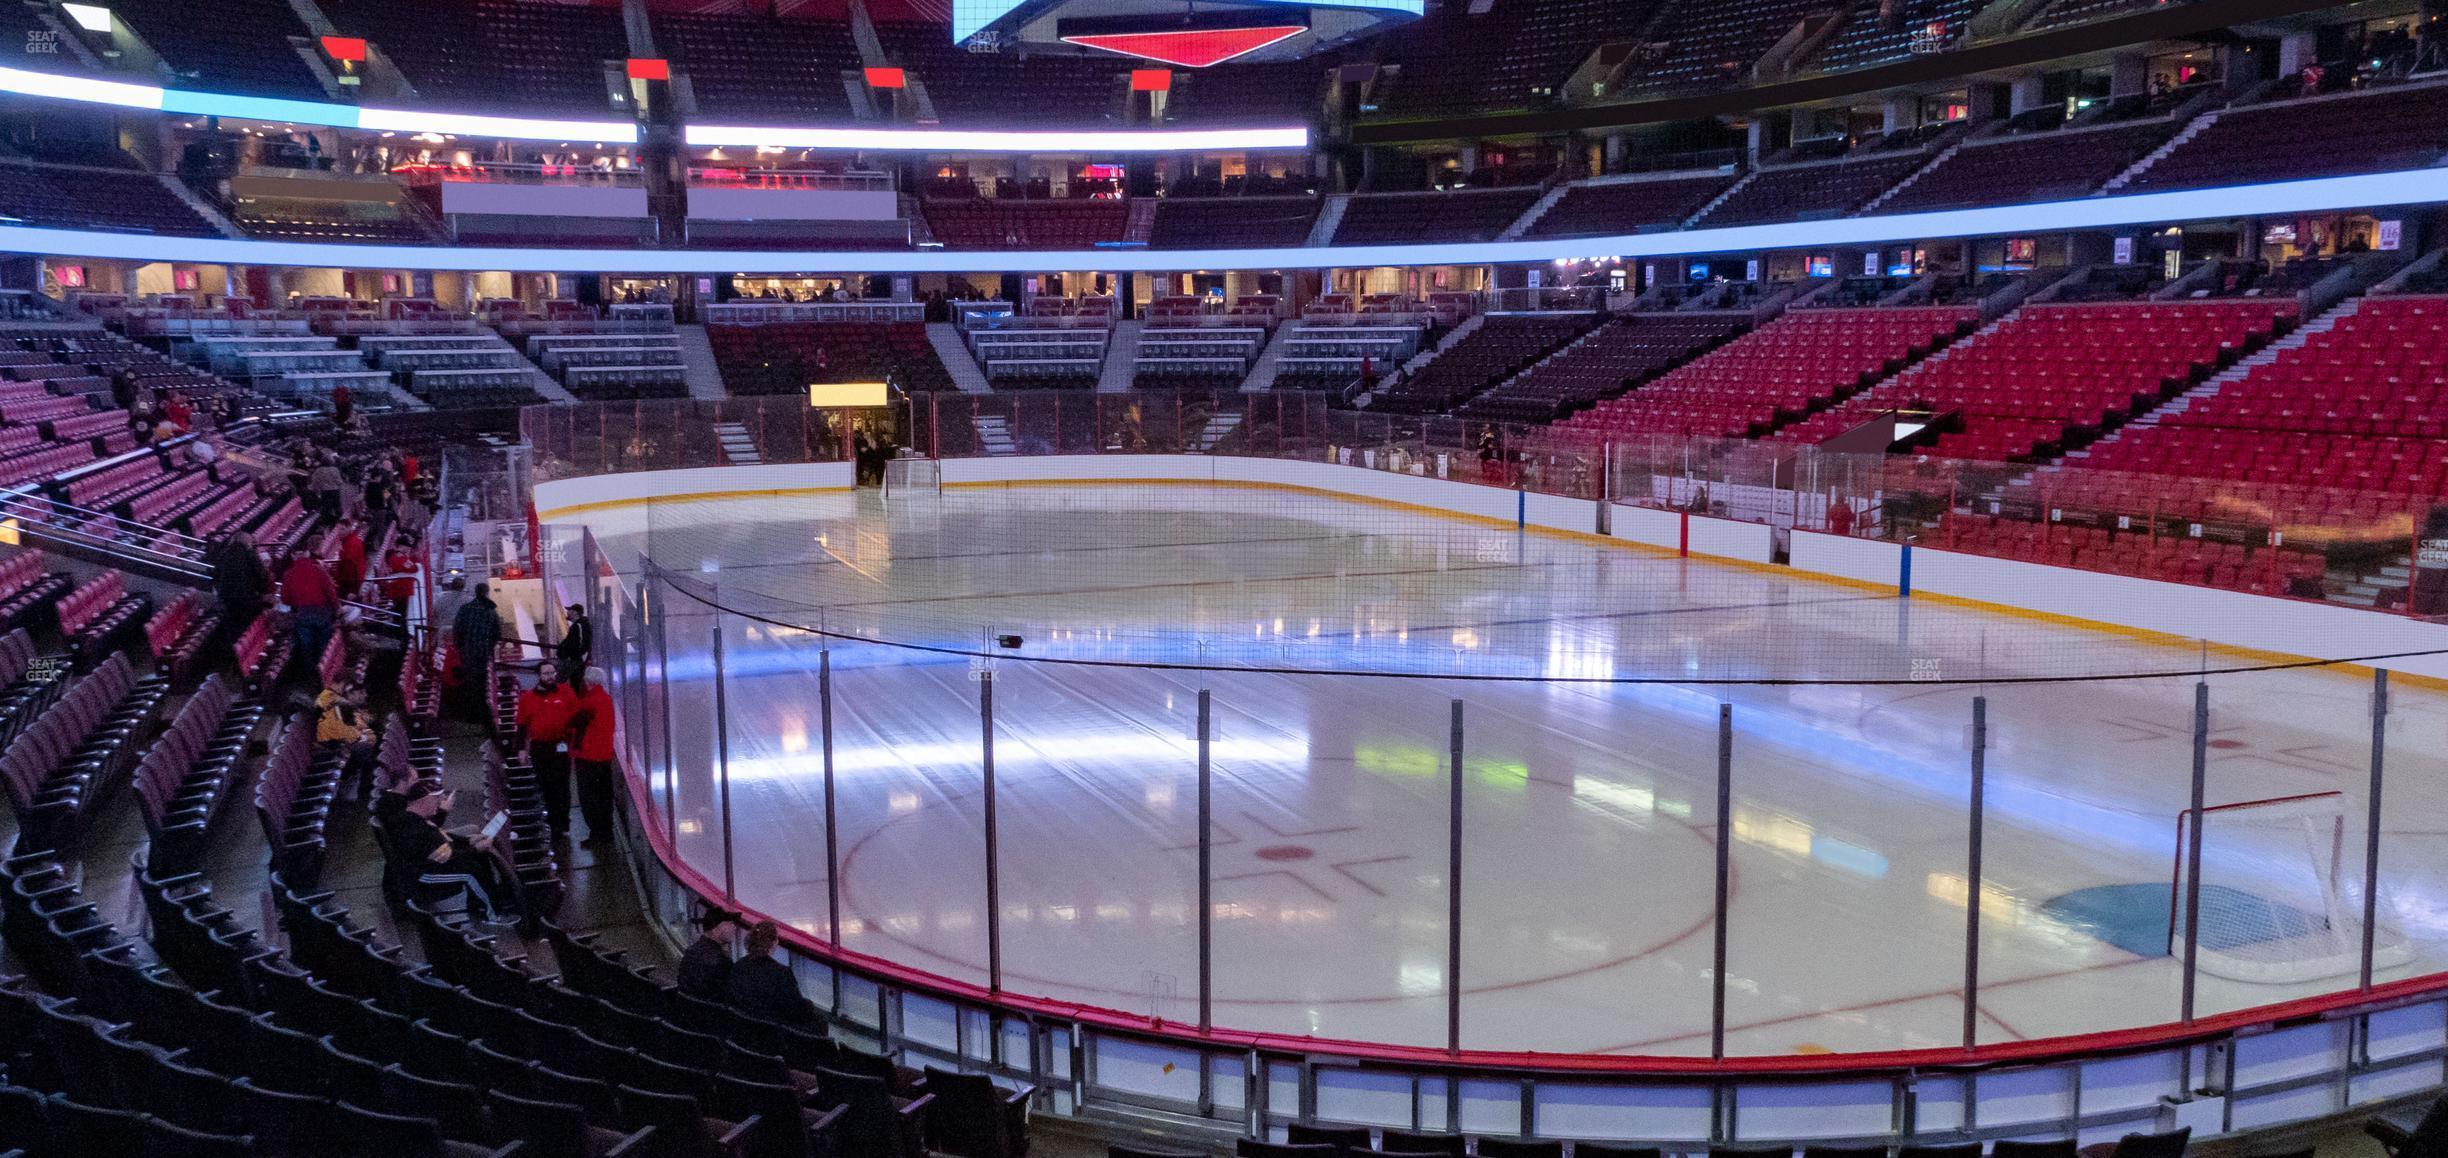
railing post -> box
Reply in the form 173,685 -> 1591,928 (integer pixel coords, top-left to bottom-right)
2180,678 -> 2210,1024
2361,669 -> 2388,990
822,647 -> 843,950
1963,694 -> 1987,1049
982,667 -> 1002,994
1197,688 -> 1214,1033
1711,703 -> 1733,1061
711,605 -> 735,904
1446,699 -> 1464,1054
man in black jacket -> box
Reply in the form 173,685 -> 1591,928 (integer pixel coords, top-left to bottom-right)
212,532 -> 271,622
725,919 -> 817,1025
555,604 -> 592,674
677,907 -> 738,1001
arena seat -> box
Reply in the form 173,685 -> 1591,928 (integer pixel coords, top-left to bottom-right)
1777,301 -> 2296,460
102,0 -> 329,99
1525,174 -> 1740,237
1460,314 -> 1749,424
0,164 -> 219,237
1148,197 -> 1319,249
2123,82 -> 2448,193
1695,153 -> 1932,227
1877,120 -> 2175,212
1331,189 -> 1543,246
708,322 -> 954,397
921,200 -> 1129,249
657,13 -> 864,121
1556,307 -> 1975,440
1373,314 -> 1597,414
322,0 -> 628,113
1808,0 -> 1988,73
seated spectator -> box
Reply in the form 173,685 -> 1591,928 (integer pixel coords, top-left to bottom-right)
725,919 -> 817,1025
317,672 -> 378,800
389,781 -> 521,926
678,907 -> 740,1001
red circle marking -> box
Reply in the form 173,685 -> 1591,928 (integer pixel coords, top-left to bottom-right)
1254,844 -> 1313,861
2207,739 -> 2248,750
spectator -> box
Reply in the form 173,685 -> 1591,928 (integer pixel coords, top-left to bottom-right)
161,391 -> 193,433
380,535 -> 421,627
307,451 -> 345,522
677,908 -> 739,1001
1828,499 -> 1855,538
334,518 -> 368,599
280,547 -> 340,672
390,782 -> 520,926
450,583 -> 503,718
212,531 -> 271,622
363,466 -> 396,544
556,603 -> 592,674
331,382 -> 353,427
725,920 -> 817,1025
568,666 -> 619,845
317,672 -> 378,799
516,661 -> 579,841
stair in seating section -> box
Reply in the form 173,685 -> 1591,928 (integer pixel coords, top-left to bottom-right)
1858,142 -> 1962,214
2101,107 -> 2220,191
2070,298 -> 2362,460
972,414 -> 1018,456
926,322 -> 994,393
1500,182 -> 1574,240
1306,194 -> 1350,247
1241,324 -> 1297,392
713,421 -> 761,465
1193,411 -> 1243,451
674,323 -> 729,399
1097,320 -> 1143,393
1682,170 -> 1756,227
1124,198 -> 1158,244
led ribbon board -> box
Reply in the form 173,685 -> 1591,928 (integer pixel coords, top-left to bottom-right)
810,382 -> 890,408
0,167 -> 2435,274
954,0 -> 1421,44
0,65 -> 1305,152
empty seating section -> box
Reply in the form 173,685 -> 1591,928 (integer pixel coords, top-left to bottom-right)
0,165 -> 217,236
1274,322 -> 1427,390
57,570 -> 152,667
1780,301 -> 2296,460
2069,297 -> 2448,511
1557,308 -> 1972,440
102,0 -> 327,99
1149,198 -> 1319,249
1880,121 -> 2173,212
2125,83 -> 2448,192
1332,189 -> 1542,246
659,13 -> 863,120
1696,154 -> 1930,226
710,322 -> 956,396
1377,315 -> 1595,413
131,673 -> 261,874
2026,0 -> 2186,31
233,201 -> 440,244
326,0 -> 628,113
1622,0 -> 1833,96
533,332 -> 688,400
143,592 -> 221,685
1165,63 -> 1325,125
922,200 -> 1129,248
1939,515 -> 2329,592
1810,0 -> 1986,73
1371,0 -> 1658,115
1463,315 -> 1746,424
880,26 -> 1126,126
1526,174 -> 1736,236
0,553 -> 70,637
0,650 -> 167,855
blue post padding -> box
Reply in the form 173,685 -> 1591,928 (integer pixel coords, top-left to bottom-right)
1899,543 -> 1913,598
1516,488 -> 1526,531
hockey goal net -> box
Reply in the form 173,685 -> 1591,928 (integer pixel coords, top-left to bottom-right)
2168,791 -> 2410,983
883,456 -> 942,496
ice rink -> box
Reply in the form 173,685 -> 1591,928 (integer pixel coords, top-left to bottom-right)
572,483 -> 2448,1057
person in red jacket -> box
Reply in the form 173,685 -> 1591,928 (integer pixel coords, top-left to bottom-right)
516,661 -> 580,841
279,548 -> 340,677
333,519 -> 367,599
379,536 -> 420,629
567,666 -> 619,845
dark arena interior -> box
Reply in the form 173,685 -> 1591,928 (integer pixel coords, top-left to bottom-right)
5,0 -> 2448,1155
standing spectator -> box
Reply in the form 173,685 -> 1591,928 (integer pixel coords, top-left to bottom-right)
380,535 -> 421,626
362,466 -> 396,545
725,920 -> 817,1025
281,547 -> 340,672
567,666 -> 618,845
308,451 -> 346,522
677,908 -> 738,1001
450,583 -> 503,718
556,603 -> 592,675
333,518 -> 368,599
1827,498 -> 1855,538
161,391 -> 193,433
212,531 -> 271,623
516,661 -> 578,840
399,451 -> 420,488
331,382 -> 354,427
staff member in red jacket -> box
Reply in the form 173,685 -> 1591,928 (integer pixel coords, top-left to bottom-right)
333,518 -> 368,599
516,661 -> 580,841
279,548 -> 340,678
567,666 -> 620,846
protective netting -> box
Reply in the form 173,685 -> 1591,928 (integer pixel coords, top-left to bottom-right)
609,482 -> 2440,686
